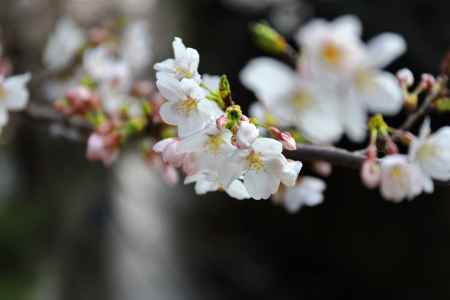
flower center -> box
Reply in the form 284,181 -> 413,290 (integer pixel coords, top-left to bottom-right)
354,70 -> 374,91
390,165 -> 403,179
176,97 -> 198,115
321,42 -> 343,66
247,151 -> 263,171
0,84 -> 6,100
175,67 -> 193,79
416,143 -> 439,161
291,91 -> 311,111
207,134 -> 225,154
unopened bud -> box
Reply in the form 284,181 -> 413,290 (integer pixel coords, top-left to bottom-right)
269,126 -> 296,150
361,159 -> 381,189
367,144 -> 378,161
420,73 -> 436,91
251,22 -> 288,55
312,161 -> 332,177
216,115 -> 227,129
396,68 -> 414,87
385,139 -> 399,155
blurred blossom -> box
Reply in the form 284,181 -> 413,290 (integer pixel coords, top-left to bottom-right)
283,176 -> 326,213
43,18 -> 85,72
379,155 -> 431,202
241,15 -> 406,143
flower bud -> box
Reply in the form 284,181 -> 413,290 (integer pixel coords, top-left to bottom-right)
236,122 -> 259,148
251,22 -> 288,55
268,126 -> 297,150
312,161 -> 332,177
396,68 -> 414,87
162,164 -> 179,185
420,73 -> 436,91
361,159 -> 381,189
216,115 -> 227,129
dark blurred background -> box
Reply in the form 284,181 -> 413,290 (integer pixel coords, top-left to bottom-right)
0,0 -> 449,299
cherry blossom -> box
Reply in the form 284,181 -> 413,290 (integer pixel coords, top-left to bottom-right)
283,176 -> 326,213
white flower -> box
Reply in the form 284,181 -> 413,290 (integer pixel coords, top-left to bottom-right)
240,57 -> 342,144
154,37 -> 201,82
236,122 -> 259,148
185,171 -> 250,200
283,176 -> 326,213
342,33 -> 405,141
0,73 -> 31,127
121,20 -> 152,75
157,74 -> 222,137
295,15 -> 366,78
409,119 -> 450,181
228,137 -> 302,200
177,123 -> 236,177
44,18 -> 85,71
83,47 -> 131,89
379,154 -> 432,202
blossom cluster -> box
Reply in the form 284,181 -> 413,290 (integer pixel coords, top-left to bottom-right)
152,38 -> 303,200
44,17 -> 160,166
242,15 -> 405,144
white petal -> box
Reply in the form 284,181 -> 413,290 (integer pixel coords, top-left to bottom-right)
158,102 -> 179,125
418,118 -> 431,140
226,180 -> 250,200
173,37 -> 187,60
177,130 -> 209,154
156,75 -> 185,102
244,170 -> 279,200
3,73 -> 31,110
333,15 -> 362,37
363,72 -> 403,115
300,104 -> 343,144
240,57 -> 297,107
0,107 -> 8,127
367,33 -> 406,68
342,96 -> 367,142
302,176 -> 326,193
281,160 -> 302,187
153,138 -> 175,153
252,138 -> 282,156
154,59 -> 175,73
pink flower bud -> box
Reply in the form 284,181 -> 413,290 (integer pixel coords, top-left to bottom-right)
66,86 -> 99,114
367,144 -> 377,161
162,164 -> 179,185
386,139 -> 399,155
86,133 -> 118,166
269,127 -> 296,150
361,159 -> 381,189
312,161 -> 332,177
420,73 -> 436,91
396,68 -> 414,87
216,115 -> 227,129
236,122 -> 259,148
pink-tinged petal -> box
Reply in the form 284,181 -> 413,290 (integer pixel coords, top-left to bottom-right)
153,138 -> 175,153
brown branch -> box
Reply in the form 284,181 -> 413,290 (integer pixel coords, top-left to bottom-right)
19,102 -> 450,187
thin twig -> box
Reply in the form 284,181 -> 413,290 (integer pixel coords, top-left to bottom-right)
397,77 -> 447,133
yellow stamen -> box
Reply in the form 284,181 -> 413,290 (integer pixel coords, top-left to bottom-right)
291,91 -> 311,111
175,67 -> 193,79
207,134 -> 225,154
390,165 -> 403,179
175,97 -> 198,116
321,42 -> 343,66
416,144 -> 439,161
247,151 -> 264,171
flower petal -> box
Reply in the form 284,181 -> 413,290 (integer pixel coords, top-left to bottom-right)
363,71 -> 403,115
3,73 -> 31,111
367,33 -> 406,68
244,169 -> 279,200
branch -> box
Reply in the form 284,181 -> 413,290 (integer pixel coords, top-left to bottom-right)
19,102 -> 450,187
397,77 -> 447,133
